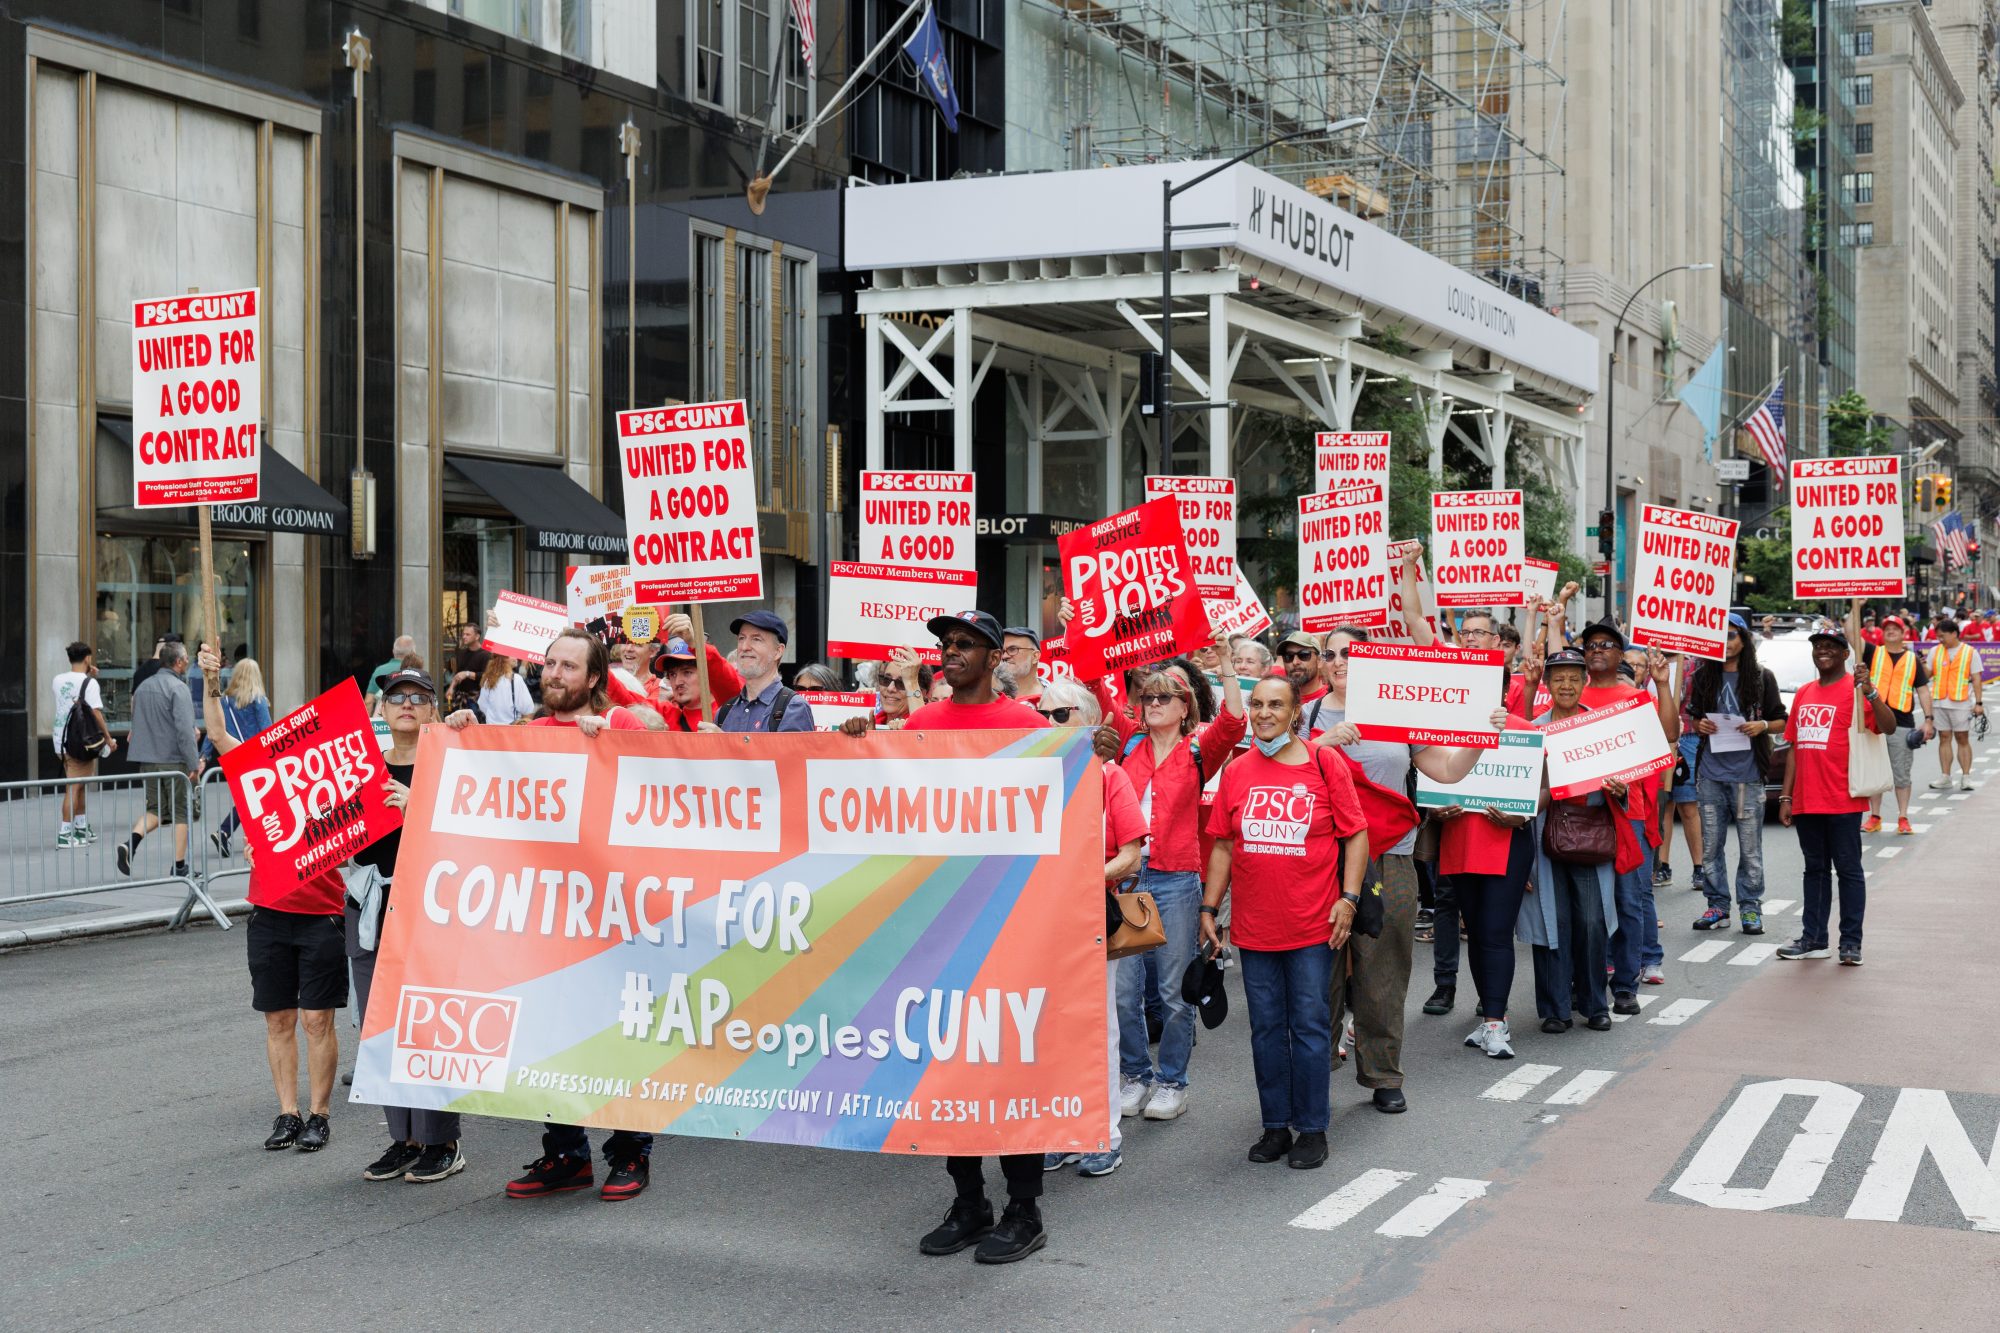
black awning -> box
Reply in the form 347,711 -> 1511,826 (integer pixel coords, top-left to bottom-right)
447,455 -> 628,556
97,416 -> 349,536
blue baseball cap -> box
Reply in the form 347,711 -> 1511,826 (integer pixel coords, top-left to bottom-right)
729,610 -> 789,644
651,637 -> 698,674
1727,612 -> 1750,632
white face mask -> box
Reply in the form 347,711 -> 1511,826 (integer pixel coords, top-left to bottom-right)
1252,732 -> 1291,758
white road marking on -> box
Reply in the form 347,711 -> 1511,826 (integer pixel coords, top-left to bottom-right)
1877,847 -> 1903,859
1609,995 -> 1659,1023
1479,1064 -> 1562,1102
1545,1070 -> 1617,1105
1729,943 -> 1780,966
1680,940 -> 1733,963
1670,1078 -> 1863,1211
1910,824 -> 1933,833
1288,1168 -> 1414,1231
1762,898 -> 1796,915
1846,1088 -> 2000,1231
1538,1114 -> 1561,1123
1949,794 -> 1973,801
1647,998 -> 1712,1026
1375,1178 -> 1491,1237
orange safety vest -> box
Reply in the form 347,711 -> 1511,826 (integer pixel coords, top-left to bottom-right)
1928,643 -> 1976,702
1868,646 -> 1917,711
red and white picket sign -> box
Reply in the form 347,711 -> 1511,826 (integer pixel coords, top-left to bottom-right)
858,471 -> 977,572
1430,489 -> 1525,608
1314,431 -> 1391,496
1541,692 -> 1675,799
1207,569 -> 1273,641
796,689 -> 877,731
617,399 -> 762,603
1036,638 -> 1075,689
1377,538 -> 1435,646
565,564 -> 633,626
826,562 -> 976,664
1342,643 -> 1504,745
1790,456 -> 1905,598
217,678 -> 399,892
1629,505 -> 1740,660
131,287 -> 262,506
1144,475 -> 1237,600
1060,497 -> 1212,682
1523,556 -> 1560,607
484,591 -> 570,665
1297,483 -> 1389,631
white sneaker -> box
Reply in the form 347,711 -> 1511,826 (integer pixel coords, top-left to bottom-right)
1119,1076 -> 1152,1118
1929,777 -> 1956,790
1640,964 -> 1666,986
1337,1015 -> 1355,1060
1464,1023 -> 1487,1050
1142,1084 -> 1188,1120
1476,1019 -> 1514,1060
1962,776 -> 1976,791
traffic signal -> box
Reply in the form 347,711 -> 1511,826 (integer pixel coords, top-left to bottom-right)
1596,509 -> 1615,557
1138,351 -> 1160,417
1917,476 -> 1934,509
1938,477 -> 1954,507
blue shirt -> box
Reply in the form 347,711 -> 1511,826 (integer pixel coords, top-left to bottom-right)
717,676 -> 815,733
1699,674 -> 1762,785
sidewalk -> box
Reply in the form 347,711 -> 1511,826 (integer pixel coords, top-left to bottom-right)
1350,762 -> 2000,1329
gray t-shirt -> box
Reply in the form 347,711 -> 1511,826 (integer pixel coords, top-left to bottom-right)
1309,700 -> 1419,857
1698,672 -> 1762,785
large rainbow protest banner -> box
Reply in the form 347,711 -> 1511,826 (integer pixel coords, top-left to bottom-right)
350,725 -> 1109,1157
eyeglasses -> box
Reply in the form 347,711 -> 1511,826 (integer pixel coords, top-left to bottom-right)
997,645 -> 1033,659
383,692 -> 432,706
1460,627 -> 1498,641
1279,648 -> 1320,662
1039,706 -> 1077,723
1139,692 -> 1184,707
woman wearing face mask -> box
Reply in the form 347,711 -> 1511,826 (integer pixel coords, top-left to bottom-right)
1198,676 -> 1369,1169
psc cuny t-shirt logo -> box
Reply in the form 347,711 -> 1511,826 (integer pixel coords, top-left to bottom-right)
1795,702 -> 1837,747
1241,783 -> 1316,857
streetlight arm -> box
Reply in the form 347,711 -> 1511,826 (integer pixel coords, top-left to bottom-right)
1168,117 -> 1369,199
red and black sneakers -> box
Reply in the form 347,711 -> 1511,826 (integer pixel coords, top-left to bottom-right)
600,1157 -> 650,1201
505,1153 -> 594,1199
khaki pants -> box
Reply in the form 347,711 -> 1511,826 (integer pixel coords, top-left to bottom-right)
1329,853 -> 1418,1090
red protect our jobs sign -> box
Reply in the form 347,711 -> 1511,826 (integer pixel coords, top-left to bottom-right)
1791,456 -> 1905,598
1143,475 -> 1237,600
1298,483 -> 1389,632
1630,505 -> 1740,660
1060,496 -> 1212,682
617,400 -> 762,604
131,287 -> 261,506
826,562 -> 977,664
218,678 -> 400,890
1315,431 -> 1390,496
858,471 -> 976,572
1430,489 -> 1525,608
1541,693 -> 1675,800
1342,643 -> 1504,746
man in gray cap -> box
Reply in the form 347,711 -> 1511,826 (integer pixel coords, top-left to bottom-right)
998,625 -> 1043,704
716,610 -> 814,732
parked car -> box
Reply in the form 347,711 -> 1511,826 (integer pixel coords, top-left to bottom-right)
1758,632 -> 1820,817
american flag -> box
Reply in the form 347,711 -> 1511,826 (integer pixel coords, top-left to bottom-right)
1933,510 -> 1973,568
1745,375 -> 1787,479
788,0 -> 816,70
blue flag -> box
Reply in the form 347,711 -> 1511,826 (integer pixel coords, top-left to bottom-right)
902,4 -> 960,133
1677,342 -> 1726,463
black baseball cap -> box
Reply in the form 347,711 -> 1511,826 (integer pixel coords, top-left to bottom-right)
1577,619 -> 1628,652
729,610 -> 789,645
1808,626 -> 1850,647
1179,951 -> 1229,1030
1544,648 -> 1587,673
1001,625 -> 1040,646
379,668 -> 437,698
926,610 -> 1004,649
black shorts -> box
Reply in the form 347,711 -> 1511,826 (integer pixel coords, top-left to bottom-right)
247,906 -> 349,1013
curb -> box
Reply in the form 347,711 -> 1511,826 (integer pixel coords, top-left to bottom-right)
0,898 -> 252,951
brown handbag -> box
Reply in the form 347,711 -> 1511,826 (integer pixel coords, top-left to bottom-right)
1540,798 -> 1616,865
1106,890 -> 1167,959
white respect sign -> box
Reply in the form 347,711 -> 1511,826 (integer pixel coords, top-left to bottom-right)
1415,729 -> 1544,817
1145,474 -> 1238,600
1298,483 -> 1389,632
858,471 -> 977,572
1630,505 -> 1740,660
826,562 -> 976,664
796,690 -> 877,731
1315,431 -> 1390,496
1542,693 -> 1675,800
131,287 -> 262,507
618,400 -> 762,604
1523,557 -> 1560,607
484,591 -> 570,665
1790,456 -> 1905,598
1430,489 -> 1525,608
565,564 -> 633,625
1344,643 -> 1504,745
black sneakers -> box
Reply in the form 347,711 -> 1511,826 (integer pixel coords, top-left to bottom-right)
1611,991 -> 1641,1015
1839,947 -> 1864,966
506,1153 -> 593,1199
1421,985 -> 1456,1015
1247,1128 -> 1293,1163
600,1156 -> 649,1201
363,1142 -> 424,1181
973,1201 -> 1047,1265
115,838 -> 134,877
1287,1131 -> 1329,1170
1775,938 -> 1831,961
405,1143 -> 466,1183
919,1197 -> 995,1255
263,1113 -> 304,1150
296,1114 -> 331,1152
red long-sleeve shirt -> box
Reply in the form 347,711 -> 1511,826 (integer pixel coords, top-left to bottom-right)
1090,677 -> 1247,872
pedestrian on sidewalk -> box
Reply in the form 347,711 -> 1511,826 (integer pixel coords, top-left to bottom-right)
1925,619 -> 1983,791
196,645 -> 347,1154
1686,616 -> 1788,935
53,640 -> 115,847
363,633 -> 415,711
118,640 -> 200,879
1858,615 -> 1933,835
206,658 -> 271,857
1777,626 -> 1894,966
475,652 -> 534,725
1200,675 -> 1370,1172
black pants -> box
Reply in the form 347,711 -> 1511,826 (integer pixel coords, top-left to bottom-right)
545,1125 -> 653,1161
946,1153 -> 1042,1202
1446,827 -> 1535,1020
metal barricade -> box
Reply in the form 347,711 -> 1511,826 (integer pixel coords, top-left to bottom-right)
0,769 -> 231,932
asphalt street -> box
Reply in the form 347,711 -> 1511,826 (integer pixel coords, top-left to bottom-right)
5,764 -> 1996,1332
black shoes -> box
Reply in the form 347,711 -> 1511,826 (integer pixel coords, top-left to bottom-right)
1585,1013 -> 1613,1031
601,1156 -> 649,1201
920,1197 -> 995,1256
1248,1128 -> 1293,1163
1287,1131 -> 1329,1170
405,1142 -> 466,1183
1611,991 -> 1640,1015
363,1142 -> 424,1181
263,1113 -> 304,1150
115,838 -> 134,877
506,1153 -> 594,1199
296,1114 -> 331,1152
1422,985 -> 1456,1016
973,1201 -> 1047,1265
1541,1017 -> 1572,1034
1372,1088 -> 1407,1114
1839,947 -> 1864,966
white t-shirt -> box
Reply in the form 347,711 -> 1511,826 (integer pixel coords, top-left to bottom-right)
52,671 -> 103,753
478,674 -> 535,726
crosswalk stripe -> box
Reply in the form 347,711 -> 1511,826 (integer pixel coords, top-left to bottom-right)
1877,847 -> 1903,859
1609,995 -> 1659,1023
1729,943 -> 1779,966
1375,1177 -> 1490,1237
1478,1063 -> 1562,1102
1910,824 -> 1933,832
1679,940 -> 1732,963
1949,794 -> 1973,801
1647,997 -> 1712,1026
1762,898 -> 1795,914
1288,1168 -> 1415,1231
1544,1069 -> 1617,1105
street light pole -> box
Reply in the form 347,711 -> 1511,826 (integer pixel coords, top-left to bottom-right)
1158,117 -> 1368,475
1602,261 -> 1714,622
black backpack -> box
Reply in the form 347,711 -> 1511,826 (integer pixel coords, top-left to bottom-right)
60,689 -> 105,759
716,685 -> 797,733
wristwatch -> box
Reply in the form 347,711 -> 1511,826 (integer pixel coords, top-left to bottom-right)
1198,904 -> 1220,918
1338,892 -> 1360,907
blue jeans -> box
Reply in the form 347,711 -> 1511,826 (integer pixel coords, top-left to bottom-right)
1697,776 -> 1765,913
1531,858 -> 1610,1021
1611,816 -> 1661,990
1794,812 -> 1866,951
1238,943 -> 1335,1134
1116,866 -> 1201,1087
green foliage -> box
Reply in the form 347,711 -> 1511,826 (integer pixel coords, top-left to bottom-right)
1776,0 -> 1816,60
1738,509 -> 1801,613
1790,106 -> 1825,150
1826,389 -> 1894,456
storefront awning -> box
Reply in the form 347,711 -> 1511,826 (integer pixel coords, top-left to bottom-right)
97,416 -> 349,536
446,455 -> 628,556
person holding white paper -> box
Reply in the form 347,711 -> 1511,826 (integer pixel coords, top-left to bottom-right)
1685,615 -> 1788,935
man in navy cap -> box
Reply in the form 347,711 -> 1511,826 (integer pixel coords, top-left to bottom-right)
998,625 -> 1044,705
716,610 -> 814,732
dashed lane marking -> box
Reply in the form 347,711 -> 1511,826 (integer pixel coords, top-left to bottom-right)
1479,1064 -> 1562,1102
1609,995 -> 1659,1023
1287,1169 -> 1414,1231
1648,998 -> 1712,1026
1680,940 -> 1733,963
1374,1178 -> 1492,1237
1544,1070 -> 1618,1106
1729,943 -> 1780,966
1877,847 -> 1904,859
1762,898 -> 1795,915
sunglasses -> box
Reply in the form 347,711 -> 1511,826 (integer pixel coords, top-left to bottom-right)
878,679 -> 907,692
383,692 -> 433,706
939,635 -> 988,653
1279,648 -> 1320,662
1039,706 -> 1078,723
1139,692 -> 1185,707
1582,640 -> 1619,652
1328,648 -> 1353,661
